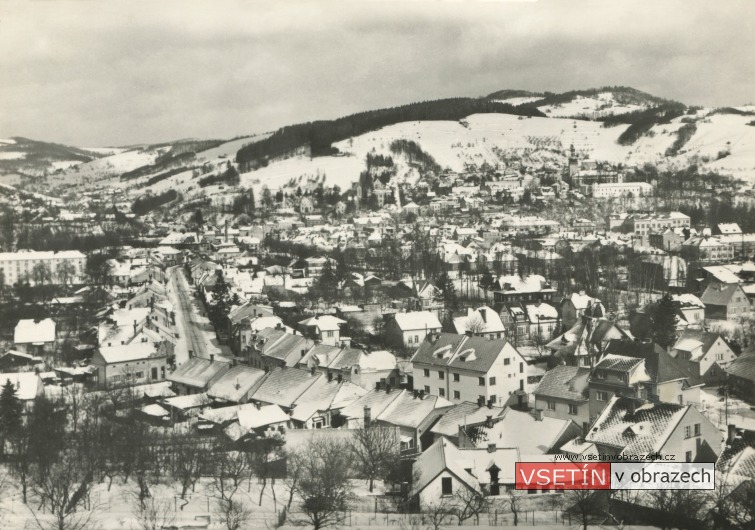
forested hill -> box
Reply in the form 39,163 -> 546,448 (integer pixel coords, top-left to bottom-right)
234,97 -> 546,170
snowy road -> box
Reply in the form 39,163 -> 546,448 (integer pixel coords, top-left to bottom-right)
166,266 -> 228,366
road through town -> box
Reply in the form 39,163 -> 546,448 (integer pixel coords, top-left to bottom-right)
166,266 -> 227,366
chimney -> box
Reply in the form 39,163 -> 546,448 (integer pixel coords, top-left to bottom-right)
485,415 -> 494,428
413,390 -> 419,399
210,354 -> 214,363
337,374 -> 343,383
364,406 -> 371,426
477,396 -> 485,407
375,381 -> 381,391
487,399 -> 493,410
480,308 -> 487,323
727,424 -> 737,444
487,442 -> 496,453
327,372 -> 333,382
418,389 -> 425,399
310,366 -> 316,376
533,409 -> 543,421
133,320 -> 138,336
386,384 -> 391,394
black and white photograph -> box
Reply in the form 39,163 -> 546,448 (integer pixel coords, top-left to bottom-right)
0,0 -> 754,528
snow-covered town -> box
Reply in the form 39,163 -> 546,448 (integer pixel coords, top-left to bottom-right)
2,2 -> 755,530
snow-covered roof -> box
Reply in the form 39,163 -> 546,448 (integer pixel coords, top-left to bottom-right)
14,318 -> 56,344
393,311 -> 442,331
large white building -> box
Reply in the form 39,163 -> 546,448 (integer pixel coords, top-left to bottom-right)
592,182 -> 653,198
0,250 -> 86,286
411,332 -> 528,407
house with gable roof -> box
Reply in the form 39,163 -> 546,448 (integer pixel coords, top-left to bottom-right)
726,346 -> 755,404
701,283 -> 750,321
386,311 -> 442,350
573,396 -> 721,463
168,356 -> 232,395
560,292 -> 605,329
534,365 -> 591,428
339,387 -> 453,453
671,330 -> 737,384
299,344 -> 399,391
298,315 -> 347,346
412,437 -> 526,506
247,328 -> 314,370
14,318 -> 57,354
411,332 -> 528,408
587,340 -> 704,419
452,306 -> 505,339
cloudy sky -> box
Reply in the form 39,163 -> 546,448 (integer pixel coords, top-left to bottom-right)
1,0 -> 753,147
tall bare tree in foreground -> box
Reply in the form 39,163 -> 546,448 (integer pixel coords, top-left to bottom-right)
292,437 -> 355,530
350,424 -> 401,493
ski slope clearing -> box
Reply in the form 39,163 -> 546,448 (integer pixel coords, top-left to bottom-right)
538,91 -> 649,119
492,96 -> 543,106
196,134 -> 270,162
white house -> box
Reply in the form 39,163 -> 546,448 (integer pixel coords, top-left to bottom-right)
411,333 -> 528,407
298,315 -> 347,346
452,306 -> 505,339
386,311 -> 442,349
91,341 -> 169,388
14,318 -> 57,354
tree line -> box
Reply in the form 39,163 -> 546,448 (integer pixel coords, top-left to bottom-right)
235,98 -> 545,169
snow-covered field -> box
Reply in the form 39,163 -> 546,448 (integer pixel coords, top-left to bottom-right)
0,151 -> 26,160
538,91 -> 648,118
492,96 -> 543,106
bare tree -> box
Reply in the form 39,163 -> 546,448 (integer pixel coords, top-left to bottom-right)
350,424 -> 401,493
212,445 -> 250,502
645,489 -> 706,530
465,315 -> 486,336
246,435 -> 284,507
452,487 -> 488,525
727,480 -> 755,530
214,498 -> 253,530
29,448 -> 100,530
507,490 -> 523,526
563,489 -> 602,530
282,449 -> 303,511
422,498 -> 455,530
292,437 -> 355,530
171,432 -> 209,504
134,496 -> 175,530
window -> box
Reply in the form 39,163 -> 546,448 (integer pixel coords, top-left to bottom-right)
439,388 -> 445,397
684,426 -> 691,439
326,330 -> 334,338
414,335 -> 419,343
520,362 -> 524,374
453,373 -> 460,382
151,367 -> 158,380
596,391 -> 608,401
520,379 -> 524,391
424,386 -> 430,393
441,477 -> 453,495
439,371 -> 445,380
685,451 -> 692,463
568,404 -> 578,415
453,390 -> 461,400
478,377 -> 485,386
489,377 -> 496,386
694,423 -> 701,436
424,369 -> 430,377
504,358 -> 510,366
596,370 -> 606,380
547,400 -> 555,410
